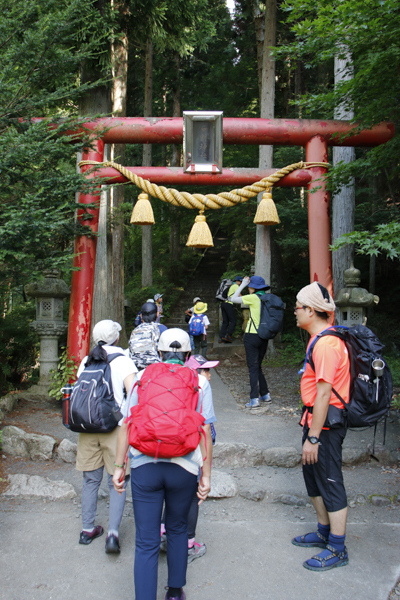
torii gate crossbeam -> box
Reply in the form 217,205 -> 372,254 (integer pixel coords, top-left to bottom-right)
67,117 -> 394,363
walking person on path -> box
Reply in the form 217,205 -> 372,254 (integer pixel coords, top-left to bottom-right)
129,301 -> 167,371
188,302 -> 210,357
185,297 -> 201,351
219,275 -> 243,343
292,282 -> 350,571
160,354 -> 219,563
230,275 -> 272,408
154,293 -> 163,323
185,297 -> 201,322
134,298 -> 157,327
112,329 -> 215,600
75,320 -> 137,553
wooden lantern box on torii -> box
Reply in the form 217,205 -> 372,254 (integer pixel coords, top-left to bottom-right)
67,116 -> 394,363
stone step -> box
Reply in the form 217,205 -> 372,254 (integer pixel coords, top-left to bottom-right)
208,335 -> 246,358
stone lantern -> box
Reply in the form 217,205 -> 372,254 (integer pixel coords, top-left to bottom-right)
335,263 -> 379,327
25,269 -> 70,396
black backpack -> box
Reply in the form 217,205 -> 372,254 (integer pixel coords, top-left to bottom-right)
307,325 -> 392,429
250,293 -> 285,339
67,353 -> 123,433
216,279 -> 233,302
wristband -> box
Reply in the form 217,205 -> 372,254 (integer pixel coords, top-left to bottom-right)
114,463 -> 124,468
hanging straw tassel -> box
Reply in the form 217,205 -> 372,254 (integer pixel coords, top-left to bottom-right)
186,211 -> 214,248
130,192 -> 155,225
253,190 -> 280,226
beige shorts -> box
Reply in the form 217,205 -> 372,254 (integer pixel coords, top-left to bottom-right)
76,427 -> 122,475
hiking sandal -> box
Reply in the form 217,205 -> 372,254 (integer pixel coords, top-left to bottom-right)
303,544 -> 349,571
291,531 -> 328,548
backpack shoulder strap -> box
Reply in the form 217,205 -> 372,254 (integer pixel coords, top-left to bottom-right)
248,295 -> 261,334
301,326 -> 349,409
107,352 -> 125,363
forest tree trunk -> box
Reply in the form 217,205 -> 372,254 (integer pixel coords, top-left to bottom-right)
142,37 -> 153,288
254,0 -> 276,286
332,49 -> 355,294
79,0 -> 112,334
170,52 -> 181,263
110,5 -> 129,344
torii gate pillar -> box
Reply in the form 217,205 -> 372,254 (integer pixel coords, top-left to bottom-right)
306,135 -> 333,295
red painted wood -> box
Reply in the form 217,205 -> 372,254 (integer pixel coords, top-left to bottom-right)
65,117 -> 394,147
67,139 -> 104,366
306,136 -> 333,296
94,166 -> 312,187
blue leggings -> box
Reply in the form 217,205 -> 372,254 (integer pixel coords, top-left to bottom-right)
131,462 -> 198,600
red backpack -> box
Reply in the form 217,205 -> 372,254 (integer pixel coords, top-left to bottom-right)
126,362 -> 205,460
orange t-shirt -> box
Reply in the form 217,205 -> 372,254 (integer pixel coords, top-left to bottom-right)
300,331 -> 350,427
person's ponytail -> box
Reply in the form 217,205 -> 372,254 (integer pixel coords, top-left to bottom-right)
86,341 -> 108,366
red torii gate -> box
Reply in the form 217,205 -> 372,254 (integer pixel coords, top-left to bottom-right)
67,117 -> 394,363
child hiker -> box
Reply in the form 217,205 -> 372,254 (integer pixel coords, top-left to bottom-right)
188,302 -> 210,358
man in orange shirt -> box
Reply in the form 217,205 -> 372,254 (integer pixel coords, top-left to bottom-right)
292,282 -> 350,571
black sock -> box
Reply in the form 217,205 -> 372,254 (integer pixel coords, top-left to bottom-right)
167,588 -> 181,599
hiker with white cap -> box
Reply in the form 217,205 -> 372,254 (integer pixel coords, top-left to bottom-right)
113,329 -> 216,600
75,320 -> 137,553
160,354 -> 219,563
185,296 -> 201,321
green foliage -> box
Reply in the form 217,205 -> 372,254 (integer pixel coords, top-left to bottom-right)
0,0 -> 115,296
48,347 -> 78,401
388,363 -> 400,390
0,302 -> 39,395
274,0 -> 400,272
331,222 -> 400,260
268,332 -> 309,369
278,0 -> 400,125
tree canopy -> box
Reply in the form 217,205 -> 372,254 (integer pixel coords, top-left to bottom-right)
0,0 -> 115,295
276,0 -> 400,257
1,0 -> 399,393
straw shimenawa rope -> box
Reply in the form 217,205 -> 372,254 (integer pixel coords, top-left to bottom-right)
79,160 -> 329,210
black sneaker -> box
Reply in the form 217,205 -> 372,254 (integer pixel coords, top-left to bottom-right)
105,533 -> 121,554
79,525 -> 104,545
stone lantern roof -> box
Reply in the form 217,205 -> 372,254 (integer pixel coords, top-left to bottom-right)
25,269 -> 70,299
335,263 -> 379,308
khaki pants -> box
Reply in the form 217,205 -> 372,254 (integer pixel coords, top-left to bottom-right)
76,427 -> 123,475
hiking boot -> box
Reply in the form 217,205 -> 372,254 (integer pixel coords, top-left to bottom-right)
105,533 -> 120,554
222,336 -> 233,343
188,542 -> 206,563
245,398 -> 260,408
79,525 -> 104,545
260,392 -> 272,403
